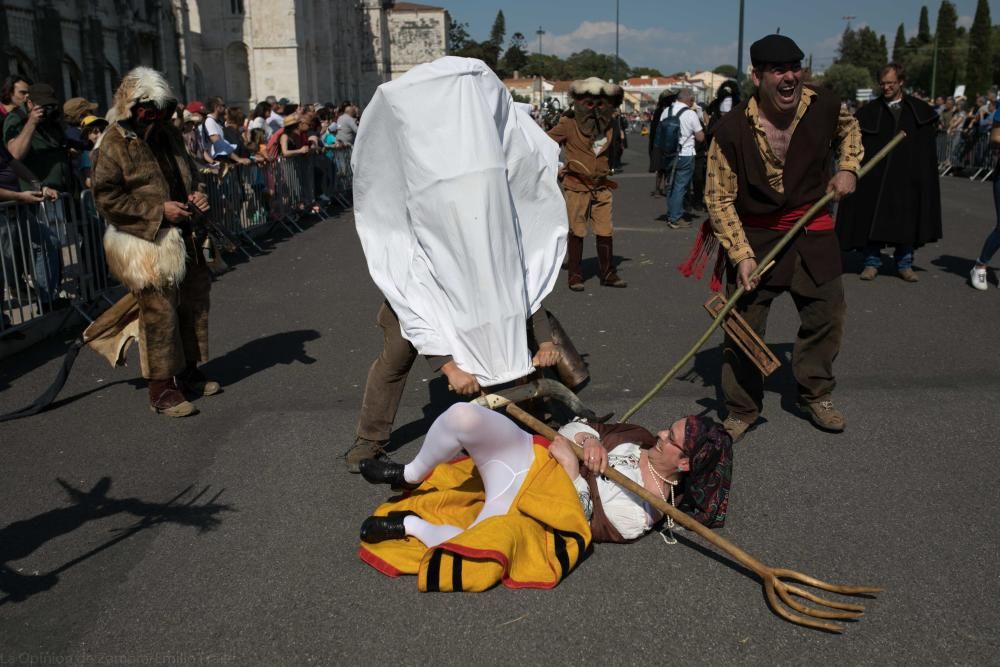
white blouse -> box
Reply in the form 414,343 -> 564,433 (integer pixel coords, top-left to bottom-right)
560,422 -> 657,540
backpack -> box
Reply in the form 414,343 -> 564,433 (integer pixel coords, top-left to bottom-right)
654,105 -> 693,158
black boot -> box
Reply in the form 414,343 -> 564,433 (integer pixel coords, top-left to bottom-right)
360,511 -> 414,543
359,458 -> 419,490
596,235 -> 627,287
566,233 -> 584,291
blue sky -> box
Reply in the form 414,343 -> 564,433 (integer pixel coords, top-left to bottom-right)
455,1 -> 1000,73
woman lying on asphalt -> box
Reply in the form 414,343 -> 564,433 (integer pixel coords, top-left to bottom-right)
357,403 -> 732,592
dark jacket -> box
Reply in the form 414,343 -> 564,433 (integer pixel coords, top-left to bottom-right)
712,87 -> 844,287
836,95 -> 942,249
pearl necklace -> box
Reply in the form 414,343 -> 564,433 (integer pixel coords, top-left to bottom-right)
646,455 -> 678,545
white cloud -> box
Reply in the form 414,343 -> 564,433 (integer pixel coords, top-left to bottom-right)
536,20 -> 741,74
957,15 -> 974,29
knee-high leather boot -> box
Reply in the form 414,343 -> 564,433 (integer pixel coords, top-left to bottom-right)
567,233 -> 584,291
596,235 -> 627,287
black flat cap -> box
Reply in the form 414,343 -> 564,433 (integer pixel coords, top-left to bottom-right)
750,34 -> 804,68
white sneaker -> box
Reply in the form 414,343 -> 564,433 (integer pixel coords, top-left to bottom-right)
970,266 -> 988,291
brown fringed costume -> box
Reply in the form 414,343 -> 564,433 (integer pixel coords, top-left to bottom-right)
92,67 -> 216,417
547,77 -> 627,291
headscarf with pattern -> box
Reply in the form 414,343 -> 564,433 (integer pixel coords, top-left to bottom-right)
678,415 -> 733,528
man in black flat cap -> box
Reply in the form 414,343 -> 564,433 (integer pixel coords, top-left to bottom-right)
689,34 -> 864,441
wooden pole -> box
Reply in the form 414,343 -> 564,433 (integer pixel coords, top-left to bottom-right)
618,131 -> 908,423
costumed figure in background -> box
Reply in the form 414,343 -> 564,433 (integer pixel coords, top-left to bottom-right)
357,402 -> 731,591
548,78 -> 628,291
648,91 -> 677,198
347,57 -> 570,468
91,67 -> 219,418
836,62 -> 942,283
681,35 -> 863,442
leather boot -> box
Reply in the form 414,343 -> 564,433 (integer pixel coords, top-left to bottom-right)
596,235 -> 627,287
566,233 -> 584,291
179,364 -> 221,397
148,378 -> 197,417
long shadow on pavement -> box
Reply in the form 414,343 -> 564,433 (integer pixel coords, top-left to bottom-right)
0,477 -> 233,606
199,329 -> 320,386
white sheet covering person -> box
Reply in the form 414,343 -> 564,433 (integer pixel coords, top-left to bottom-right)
352,57 -> 568,386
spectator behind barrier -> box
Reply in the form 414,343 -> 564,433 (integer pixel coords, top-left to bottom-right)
249,101 -> 273,139
0,75 -> 31,120
77,115 -> 108,189
0,140 -> 61,310
335,104 -> 358,146
3,83 -> 83,192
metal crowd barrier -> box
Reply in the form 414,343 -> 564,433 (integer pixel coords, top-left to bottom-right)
1,148 -> 352,339
937,130 -> 997,181
0,193 -> 107,335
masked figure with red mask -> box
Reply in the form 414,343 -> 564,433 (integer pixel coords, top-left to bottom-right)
547,78 -> 627,291
91,67 -> 217,417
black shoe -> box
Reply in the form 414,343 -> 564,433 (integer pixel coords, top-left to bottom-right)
359,459 -> 418,489
360,511 -> 414,543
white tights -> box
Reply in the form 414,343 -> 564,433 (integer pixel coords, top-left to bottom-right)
401,403 -> 535,547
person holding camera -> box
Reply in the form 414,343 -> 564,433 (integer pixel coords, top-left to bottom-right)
92,67 -> 217,418
2,83 -> 77,193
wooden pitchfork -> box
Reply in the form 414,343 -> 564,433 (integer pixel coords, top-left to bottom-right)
618,131 -> 908,423
496,399 -> 880,633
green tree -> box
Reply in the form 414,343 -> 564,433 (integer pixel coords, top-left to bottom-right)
991,25 -> 1000,85
448,19 -> 471,53
501,32 -> 529,76
918,5 -> 932,44
893,24 -> 907,62
713,64 -> 738,77
524,53 -> 571,80
965,0 -> 992,99
819,63 -> 874,100
837,26 -> 887,80
488,10 -> 506,48
934,0 -> 960,97
564,49 -> 630,81
631,66 -> 665,77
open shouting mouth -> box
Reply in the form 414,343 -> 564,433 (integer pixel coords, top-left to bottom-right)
777,81 -> 798,105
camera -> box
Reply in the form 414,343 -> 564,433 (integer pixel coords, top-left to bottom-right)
39,103 -> 60,121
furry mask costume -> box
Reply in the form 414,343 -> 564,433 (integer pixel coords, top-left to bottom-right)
569,77 -> 624,138
99,67 -> 188,292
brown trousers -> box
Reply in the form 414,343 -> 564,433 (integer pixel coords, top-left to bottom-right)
564,187 -> 613,237
356,302 -> 418,442
721,256 -> 845,422
137,260 -> 211,380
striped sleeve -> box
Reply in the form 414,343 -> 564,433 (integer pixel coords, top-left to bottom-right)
704,141 -> 755,265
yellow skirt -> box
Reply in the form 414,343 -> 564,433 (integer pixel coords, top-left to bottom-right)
359,439 -> 592,592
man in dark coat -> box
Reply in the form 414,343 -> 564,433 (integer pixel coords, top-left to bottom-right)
836,62 -> 942,283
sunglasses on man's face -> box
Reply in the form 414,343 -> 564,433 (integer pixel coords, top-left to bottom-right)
578,98 -> 608,109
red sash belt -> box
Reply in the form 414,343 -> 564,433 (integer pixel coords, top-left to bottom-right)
742,202 -> 833,231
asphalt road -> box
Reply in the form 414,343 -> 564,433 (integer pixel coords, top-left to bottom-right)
1,141 -> 998,665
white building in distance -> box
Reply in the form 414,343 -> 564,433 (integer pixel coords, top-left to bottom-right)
0,0 -> 449,112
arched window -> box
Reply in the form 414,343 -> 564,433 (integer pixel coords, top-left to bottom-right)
104,62 -> 119,107
224,42 -> 251,107
62,56 -> 81,99
7,48 -> 36,81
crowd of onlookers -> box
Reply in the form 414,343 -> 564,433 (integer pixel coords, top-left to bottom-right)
179,95 -> 359,174
0,73 -> 361,205
0,72 -> 360,328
